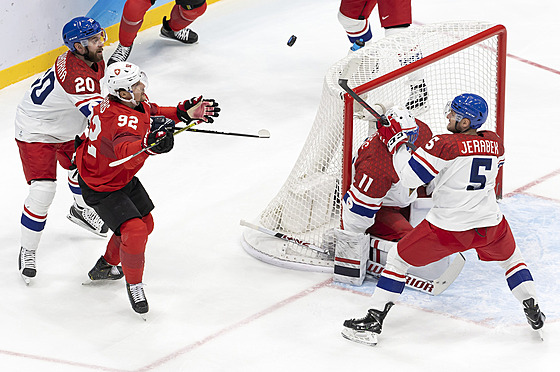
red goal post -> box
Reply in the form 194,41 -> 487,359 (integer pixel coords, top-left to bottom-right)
342,24 -> 507,199
242,22 -> 507,272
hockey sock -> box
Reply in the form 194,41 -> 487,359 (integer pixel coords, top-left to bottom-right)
68,168 -> 88,209
21,180 -> 56,250
168,2 -> 207,31
142,213 -> 154,235
119,218 -> 149,284
104,234 -> 122,266
337,11 -> 372,44
371,246 -> 410,310
499,247 -> 539,304
119,0 -> 153,47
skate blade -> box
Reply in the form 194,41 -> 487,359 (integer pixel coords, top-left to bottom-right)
138,313 -> 148,321
20,274 -> 31,285
67,215 -> 107,238
341,328 -> 378,346
537,328 -> 544,341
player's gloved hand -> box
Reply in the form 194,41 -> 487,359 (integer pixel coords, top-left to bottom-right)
143,128 -> 174,155
177,96 -> 220,124
377,115 -> 408,155
150,116 -> 176,132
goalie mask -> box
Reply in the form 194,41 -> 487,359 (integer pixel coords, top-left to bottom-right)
105,62 -> 149,105
385,106 -> 419,144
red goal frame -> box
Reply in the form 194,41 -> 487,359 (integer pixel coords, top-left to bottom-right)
342,25 -> 507,202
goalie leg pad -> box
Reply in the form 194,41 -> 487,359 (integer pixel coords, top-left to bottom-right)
334,229 -> 370,285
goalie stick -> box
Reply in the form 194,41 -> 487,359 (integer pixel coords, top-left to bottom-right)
241,219 -> 465,295
240,220 -> 329,254
184,128 -> 270,138
108,120 -> 199,167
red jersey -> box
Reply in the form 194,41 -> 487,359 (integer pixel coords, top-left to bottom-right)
76,97 -> 177,192
342,119 -> 432,232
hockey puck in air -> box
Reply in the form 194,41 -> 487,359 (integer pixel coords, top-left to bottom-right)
287,35 -> 297,47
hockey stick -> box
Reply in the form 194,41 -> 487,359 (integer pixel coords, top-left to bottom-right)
366,253 -> 466,296
108,121 -> 199,167
240,220 -> 329,254
184,128 -> 270,138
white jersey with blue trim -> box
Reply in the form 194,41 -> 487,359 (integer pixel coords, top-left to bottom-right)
393,131 -> 505,231
15,51 -> 104,143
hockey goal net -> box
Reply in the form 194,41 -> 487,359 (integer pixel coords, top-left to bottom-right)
242,21 -> 506,272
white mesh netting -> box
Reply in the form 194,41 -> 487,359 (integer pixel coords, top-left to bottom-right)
242,21 -> 505,272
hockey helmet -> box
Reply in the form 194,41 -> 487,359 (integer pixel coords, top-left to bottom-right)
62,16 -> 105,52
385,106 -> 419,144
105,61 -> 148,97
446,93 -> 489,129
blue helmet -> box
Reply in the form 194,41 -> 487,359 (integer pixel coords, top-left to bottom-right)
449,93 -> 489,129
62,16 -> 104,52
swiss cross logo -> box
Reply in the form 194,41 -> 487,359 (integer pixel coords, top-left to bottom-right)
114,69 -> 121,75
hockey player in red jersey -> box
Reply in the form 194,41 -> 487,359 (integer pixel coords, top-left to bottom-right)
342,94 -> 545,345
338,0 -> 412,46
108,0 -> 208,65
15,16 -> 109,285
75,61 -> 219,318
334,106 -> 447,285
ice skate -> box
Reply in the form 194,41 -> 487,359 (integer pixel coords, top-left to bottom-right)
83,256 -> 124,284
523,298 -> 545,340
108,42 -> 133,66
67,203 -> 108,237
127,282 -> 149,320
341,302 -> 393,346
19,247 -> 36,285
160,16 -> 198,44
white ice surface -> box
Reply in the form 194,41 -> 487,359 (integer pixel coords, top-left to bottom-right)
1,0 -> 559,371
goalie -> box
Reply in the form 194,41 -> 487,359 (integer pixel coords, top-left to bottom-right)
334,105 -> 448,285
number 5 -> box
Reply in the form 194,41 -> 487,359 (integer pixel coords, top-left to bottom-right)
467,158 -> 492,191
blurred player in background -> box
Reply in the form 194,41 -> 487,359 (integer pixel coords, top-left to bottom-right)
15,16 -> 108,285
338,0 -> 412,47
341,94 -> 545,346
108,0 -> 208,65
76,61 -> 219,318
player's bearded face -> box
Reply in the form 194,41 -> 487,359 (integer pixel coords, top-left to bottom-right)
86,33 -> 105,63
446,110 -> 461,133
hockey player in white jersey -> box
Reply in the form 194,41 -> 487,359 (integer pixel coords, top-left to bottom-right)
15,16 -> 109,284
341,93 -> 545,345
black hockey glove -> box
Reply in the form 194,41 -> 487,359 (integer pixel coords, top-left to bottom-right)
150,116 -> 176,132
177,96 -> 220,124
143,128 -> 174,155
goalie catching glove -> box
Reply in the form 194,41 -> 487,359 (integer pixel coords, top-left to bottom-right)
143,128 -> 174,155
177,96 -> 220,124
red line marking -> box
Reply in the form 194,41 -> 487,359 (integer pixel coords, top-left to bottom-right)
504,168 -> 560,198
0,349 -> 128,372
136,278 -> 333,371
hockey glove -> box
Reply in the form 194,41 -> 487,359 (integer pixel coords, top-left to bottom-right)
377,115 -> 408,155
150,116 -> 176,132
143,128 -> 174,155
177,96 -> 220,124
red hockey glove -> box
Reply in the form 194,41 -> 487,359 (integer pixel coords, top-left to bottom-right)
377,115 -> 408,155
177,96 -> 220,124
143,128 -> 174,155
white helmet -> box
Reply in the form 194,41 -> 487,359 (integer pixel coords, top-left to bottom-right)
105,61 -> 148,97
385,106 -> 419,144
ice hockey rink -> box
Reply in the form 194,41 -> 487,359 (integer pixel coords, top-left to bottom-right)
0,0 -> 558,370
